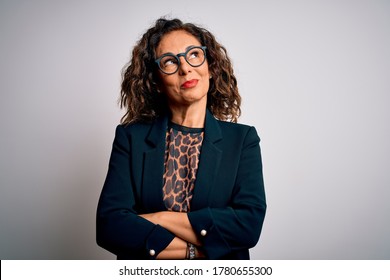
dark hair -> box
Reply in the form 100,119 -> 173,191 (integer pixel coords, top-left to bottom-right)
120,18 -> 241,124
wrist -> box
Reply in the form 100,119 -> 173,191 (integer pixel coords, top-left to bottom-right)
186,242 -> 196,260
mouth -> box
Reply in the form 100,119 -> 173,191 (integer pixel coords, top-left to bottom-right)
181,79 -> 198,89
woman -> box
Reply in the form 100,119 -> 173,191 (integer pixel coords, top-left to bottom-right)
96,18 -> 266,260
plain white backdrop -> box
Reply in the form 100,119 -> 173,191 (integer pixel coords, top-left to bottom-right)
0,0 -> 389,259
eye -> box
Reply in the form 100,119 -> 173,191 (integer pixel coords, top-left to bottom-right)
188,50 -> 200,59
161,56 -> 178,67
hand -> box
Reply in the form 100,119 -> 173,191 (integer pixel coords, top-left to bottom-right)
195,245 -> 206,259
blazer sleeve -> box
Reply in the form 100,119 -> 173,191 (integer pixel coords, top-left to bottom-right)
187,126 -> 266,259
96,125 -> 175,259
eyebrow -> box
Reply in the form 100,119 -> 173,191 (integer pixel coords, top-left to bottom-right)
158,45 -> 197,57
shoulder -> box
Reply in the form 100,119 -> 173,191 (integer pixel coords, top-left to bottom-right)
217,120 -> 252,131
114,117 -> 168,147
216,120 -> 260,142
109,121 -> 154,146
115,121 -> 154,135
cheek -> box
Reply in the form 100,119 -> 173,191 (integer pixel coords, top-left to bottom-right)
204,79 -> 210,93
201,67 -> 210,86
157,75 -> 178,92
202,65 -> 211,81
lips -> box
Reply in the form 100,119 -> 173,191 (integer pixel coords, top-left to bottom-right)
181,79 -> 198,89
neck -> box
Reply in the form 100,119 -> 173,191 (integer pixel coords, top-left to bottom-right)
169,104 -> 206,128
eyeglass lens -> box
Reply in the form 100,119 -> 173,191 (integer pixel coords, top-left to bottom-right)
158,47 -> 206,74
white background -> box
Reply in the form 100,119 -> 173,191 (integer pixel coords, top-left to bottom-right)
0,0 -> 389,259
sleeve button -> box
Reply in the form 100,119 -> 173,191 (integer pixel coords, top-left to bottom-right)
200,229 -> 207,236
149,249 -> 156,256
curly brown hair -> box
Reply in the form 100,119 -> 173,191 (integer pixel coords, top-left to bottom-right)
120,18 -> 241,124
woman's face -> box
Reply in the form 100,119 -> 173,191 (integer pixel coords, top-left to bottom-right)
155,30 -> 210,110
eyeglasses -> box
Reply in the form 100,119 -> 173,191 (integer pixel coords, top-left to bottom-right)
155,46 -> 207,75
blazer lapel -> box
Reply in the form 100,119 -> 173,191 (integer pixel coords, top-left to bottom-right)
142,116 -> 168,212
140,111 -> 223,212
191,110 -> 223,210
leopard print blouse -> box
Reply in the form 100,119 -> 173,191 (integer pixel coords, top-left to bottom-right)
162,122 -> 204,212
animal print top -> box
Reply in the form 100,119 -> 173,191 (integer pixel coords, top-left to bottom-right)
162,122 -> 204,212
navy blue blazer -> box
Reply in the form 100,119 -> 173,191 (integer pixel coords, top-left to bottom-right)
96,110 -> 266,259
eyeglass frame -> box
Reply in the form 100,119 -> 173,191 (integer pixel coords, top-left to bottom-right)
154,46 -> 207,75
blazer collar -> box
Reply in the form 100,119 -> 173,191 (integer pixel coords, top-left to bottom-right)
146,109 -> 222,146
145,114 -> 169,147
204,109 -> 223,143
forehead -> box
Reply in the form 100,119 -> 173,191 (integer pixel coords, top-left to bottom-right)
156,30 -> 201,56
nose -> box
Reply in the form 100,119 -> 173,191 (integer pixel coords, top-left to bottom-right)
178,56 -> 191,75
